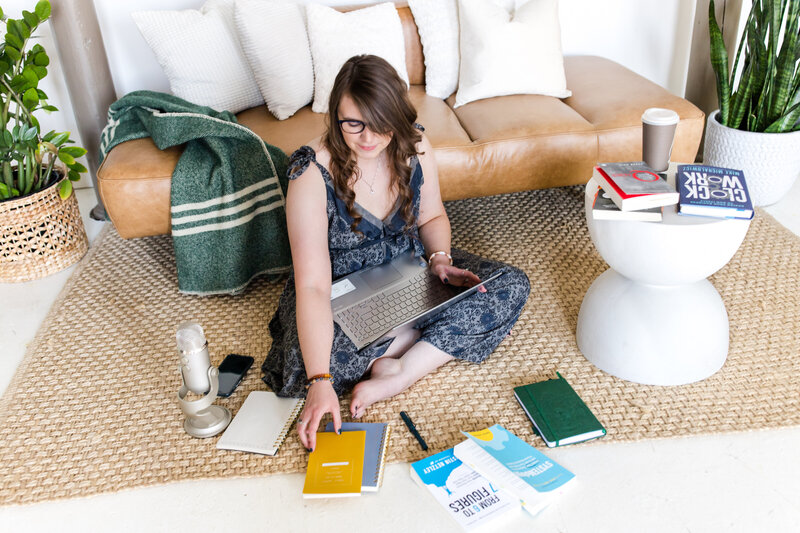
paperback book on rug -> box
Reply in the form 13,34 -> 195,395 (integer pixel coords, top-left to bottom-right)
453,425 -> 575,516
410,447 -> 520,530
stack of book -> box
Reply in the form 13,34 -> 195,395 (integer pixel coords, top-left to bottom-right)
302,422 -> 391,498
592,161 -> 754,222
591,161 -> 678,221
410,425 -> 575,530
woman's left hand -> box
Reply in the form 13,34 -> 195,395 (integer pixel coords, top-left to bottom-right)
430,258 -> 487,292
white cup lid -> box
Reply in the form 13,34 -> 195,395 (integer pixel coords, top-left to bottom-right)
642,107 -> 679,126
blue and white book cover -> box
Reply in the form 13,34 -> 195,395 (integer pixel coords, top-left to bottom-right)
410,448 -> 519,531
677,164 -> 754,219
460,425 -> 574,494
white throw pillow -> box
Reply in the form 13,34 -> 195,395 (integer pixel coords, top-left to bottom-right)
234,0 -> 313,120
408,0 -> 515,100
306,2 -> 409,114
132,0 -> 263,113
455,0 -> 571,108
407,0 -> 460,99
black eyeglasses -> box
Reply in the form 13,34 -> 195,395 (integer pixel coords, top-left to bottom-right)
337,119 -> 366,134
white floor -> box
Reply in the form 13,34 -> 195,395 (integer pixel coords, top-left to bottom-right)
2,182 -> 800,532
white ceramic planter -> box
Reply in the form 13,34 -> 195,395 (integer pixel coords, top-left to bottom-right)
703,110 -> 800,206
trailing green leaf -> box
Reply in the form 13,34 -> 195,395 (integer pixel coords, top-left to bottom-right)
5,45 -> 21,63
35,0 -> 51,21
22,11 -> 39,30
50,132 -> 69,146
57,150 -> 75,165
5,32 -> 23,50
58,178 -> 72,200
33,51 -> 48,66
60,146 -> 87,158
22,87 -> 38,108
68,162 -> 87,173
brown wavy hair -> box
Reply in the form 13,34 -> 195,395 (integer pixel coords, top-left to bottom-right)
323,55 -> 422,234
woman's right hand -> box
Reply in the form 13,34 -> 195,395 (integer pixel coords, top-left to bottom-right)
297,379 -> 342,451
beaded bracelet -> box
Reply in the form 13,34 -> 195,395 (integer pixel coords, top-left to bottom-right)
428,250 -> 453,266
305,373 -> 334,390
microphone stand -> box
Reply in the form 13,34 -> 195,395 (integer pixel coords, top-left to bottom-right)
177,366 -> 232,438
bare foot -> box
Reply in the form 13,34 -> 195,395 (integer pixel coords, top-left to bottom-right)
350,357 -> 406,419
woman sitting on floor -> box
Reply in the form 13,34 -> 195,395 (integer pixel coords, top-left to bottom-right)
261,55 -> 530,451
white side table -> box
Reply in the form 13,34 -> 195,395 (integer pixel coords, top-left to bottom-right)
576,167 -> 751,385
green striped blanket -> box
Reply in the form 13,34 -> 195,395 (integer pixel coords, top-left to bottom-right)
99,91 -> 291,295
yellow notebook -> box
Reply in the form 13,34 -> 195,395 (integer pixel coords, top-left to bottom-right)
302,431 -> 366,499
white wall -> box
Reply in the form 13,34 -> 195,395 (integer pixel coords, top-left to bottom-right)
25,0 -> 698,191
559,0 -> 696,96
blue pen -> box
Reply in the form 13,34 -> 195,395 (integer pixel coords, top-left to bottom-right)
400,411 -> 428,451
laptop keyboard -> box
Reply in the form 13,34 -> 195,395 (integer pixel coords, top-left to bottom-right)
337,271 -> 453,344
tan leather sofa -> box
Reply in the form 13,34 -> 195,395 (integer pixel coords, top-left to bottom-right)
97,6 -> 704,239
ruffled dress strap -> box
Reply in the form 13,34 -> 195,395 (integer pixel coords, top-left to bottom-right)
287,145 -> 332,184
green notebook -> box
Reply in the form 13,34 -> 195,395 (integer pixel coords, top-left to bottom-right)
513,372 -> 606,447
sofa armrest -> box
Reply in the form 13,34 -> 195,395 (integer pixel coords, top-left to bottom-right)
97,137 -> 182,238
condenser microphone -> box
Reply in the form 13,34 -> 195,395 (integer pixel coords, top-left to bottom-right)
175,322 -> 231,438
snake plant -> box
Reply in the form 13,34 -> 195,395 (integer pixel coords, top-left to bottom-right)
0,0 -> 88,201
709,0 -> 800,133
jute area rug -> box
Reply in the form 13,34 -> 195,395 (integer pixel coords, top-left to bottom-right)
1,186 -> 798,505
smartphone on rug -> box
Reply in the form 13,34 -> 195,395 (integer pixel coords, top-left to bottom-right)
217,354 -> 254,397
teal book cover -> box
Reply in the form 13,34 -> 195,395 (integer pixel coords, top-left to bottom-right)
462,424 -> 574,493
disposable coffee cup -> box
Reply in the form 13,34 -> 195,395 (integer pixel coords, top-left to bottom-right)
642,108 -> 679,172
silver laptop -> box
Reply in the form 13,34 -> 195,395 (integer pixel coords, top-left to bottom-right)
331,253 -> 503,350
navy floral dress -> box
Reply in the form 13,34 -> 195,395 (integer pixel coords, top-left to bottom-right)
262,143 -> 530,398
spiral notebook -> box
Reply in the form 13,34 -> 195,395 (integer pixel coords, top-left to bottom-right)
325,422 -> 391,491
216,391 -> 304,455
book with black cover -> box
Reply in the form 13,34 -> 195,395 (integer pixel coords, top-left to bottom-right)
676,164 -> 754,220
513,372 -> 606,447
593,161 -> 679,211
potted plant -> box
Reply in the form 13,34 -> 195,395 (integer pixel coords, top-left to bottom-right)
0,0 -> 90,282
704,0 -> 800,206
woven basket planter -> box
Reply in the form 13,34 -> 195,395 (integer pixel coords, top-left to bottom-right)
0,177 -> 89,282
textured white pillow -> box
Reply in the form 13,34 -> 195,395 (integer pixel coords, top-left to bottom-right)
306,2 -> 409,114
234,0 -> 313,120
455,0 -> 571,108
132,0 -> 263,113
407,0 -> 460,99
408,0 -> 515,100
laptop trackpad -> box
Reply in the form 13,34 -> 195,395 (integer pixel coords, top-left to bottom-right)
361,264 -> 403,290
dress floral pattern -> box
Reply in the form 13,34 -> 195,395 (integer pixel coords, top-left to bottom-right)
262,142 -> 530,398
